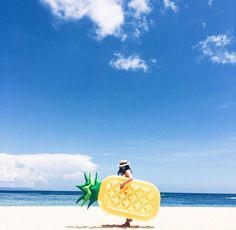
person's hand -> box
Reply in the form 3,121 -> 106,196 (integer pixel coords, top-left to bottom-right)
120,183 -> 125,189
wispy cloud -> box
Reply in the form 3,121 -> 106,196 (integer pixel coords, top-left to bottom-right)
208,0 -> 214,6
128,0 -> 151,17
202,22 -> 206,29
109,53 -> 149,72
196,33 -> 236,64
230,136 -> 236,141
219,101 -> 235,110
0,153 -> 97,188
127,0 -> 152,37
41,0 -> 153,40
163,0 -> 179,13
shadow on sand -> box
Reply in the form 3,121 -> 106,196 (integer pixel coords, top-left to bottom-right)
65,224 -> 154,229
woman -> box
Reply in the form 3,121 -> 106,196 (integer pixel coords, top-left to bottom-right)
117,160 -> 133,227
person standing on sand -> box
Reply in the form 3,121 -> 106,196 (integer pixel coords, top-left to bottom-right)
117,160 -> 133,227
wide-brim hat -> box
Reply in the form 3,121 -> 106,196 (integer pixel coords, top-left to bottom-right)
118,160 -> 130,167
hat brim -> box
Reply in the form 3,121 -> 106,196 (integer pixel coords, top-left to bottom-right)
118,162 -> 130,167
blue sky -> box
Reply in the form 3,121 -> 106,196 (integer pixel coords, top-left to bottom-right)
0,0 -> 236,193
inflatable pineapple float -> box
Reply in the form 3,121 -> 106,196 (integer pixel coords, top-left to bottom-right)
76,172 -> 161,221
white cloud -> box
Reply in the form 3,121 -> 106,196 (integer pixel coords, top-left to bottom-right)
208,0 -> 214,6
127,0 -> 152,37
41,0 -> 153,39
196,34 -> 236,64
0,153 -> 97,188
41,0 -> 125,39
163,0 -> 178,12
109,53 -> 148,72
128,0 -> 151,17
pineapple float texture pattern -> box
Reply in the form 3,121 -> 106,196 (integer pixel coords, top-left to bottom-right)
76,173 -> 160,221
99,176 -> 160,220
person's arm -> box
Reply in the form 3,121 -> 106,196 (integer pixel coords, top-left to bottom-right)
120,170 -> 133,189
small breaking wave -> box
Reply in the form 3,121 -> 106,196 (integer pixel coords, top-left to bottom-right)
226,197 -> 236,200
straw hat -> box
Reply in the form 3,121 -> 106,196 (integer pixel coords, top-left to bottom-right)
118,160 -> 130,167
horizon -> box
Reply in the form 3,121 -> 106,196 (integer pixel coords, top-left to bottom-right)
1,0 -> 236,193
0,187 -> 236,195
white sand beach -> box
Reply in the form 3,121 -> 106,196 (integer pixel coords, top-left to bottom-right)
0,207 -> 236,230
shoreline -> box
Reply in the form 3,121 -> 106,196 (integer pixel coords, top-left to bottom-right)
0,207 -> 236,230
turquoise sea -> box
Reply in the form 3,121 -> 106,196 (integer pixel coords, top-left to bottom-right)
0,191 -> 236,207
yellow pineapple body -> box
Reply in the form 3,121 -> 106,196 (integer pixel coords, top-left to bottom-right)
98,176 -> 160,221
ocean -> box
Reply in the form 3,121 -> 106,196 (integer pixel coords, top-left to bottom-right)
0,191 -> 236,207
